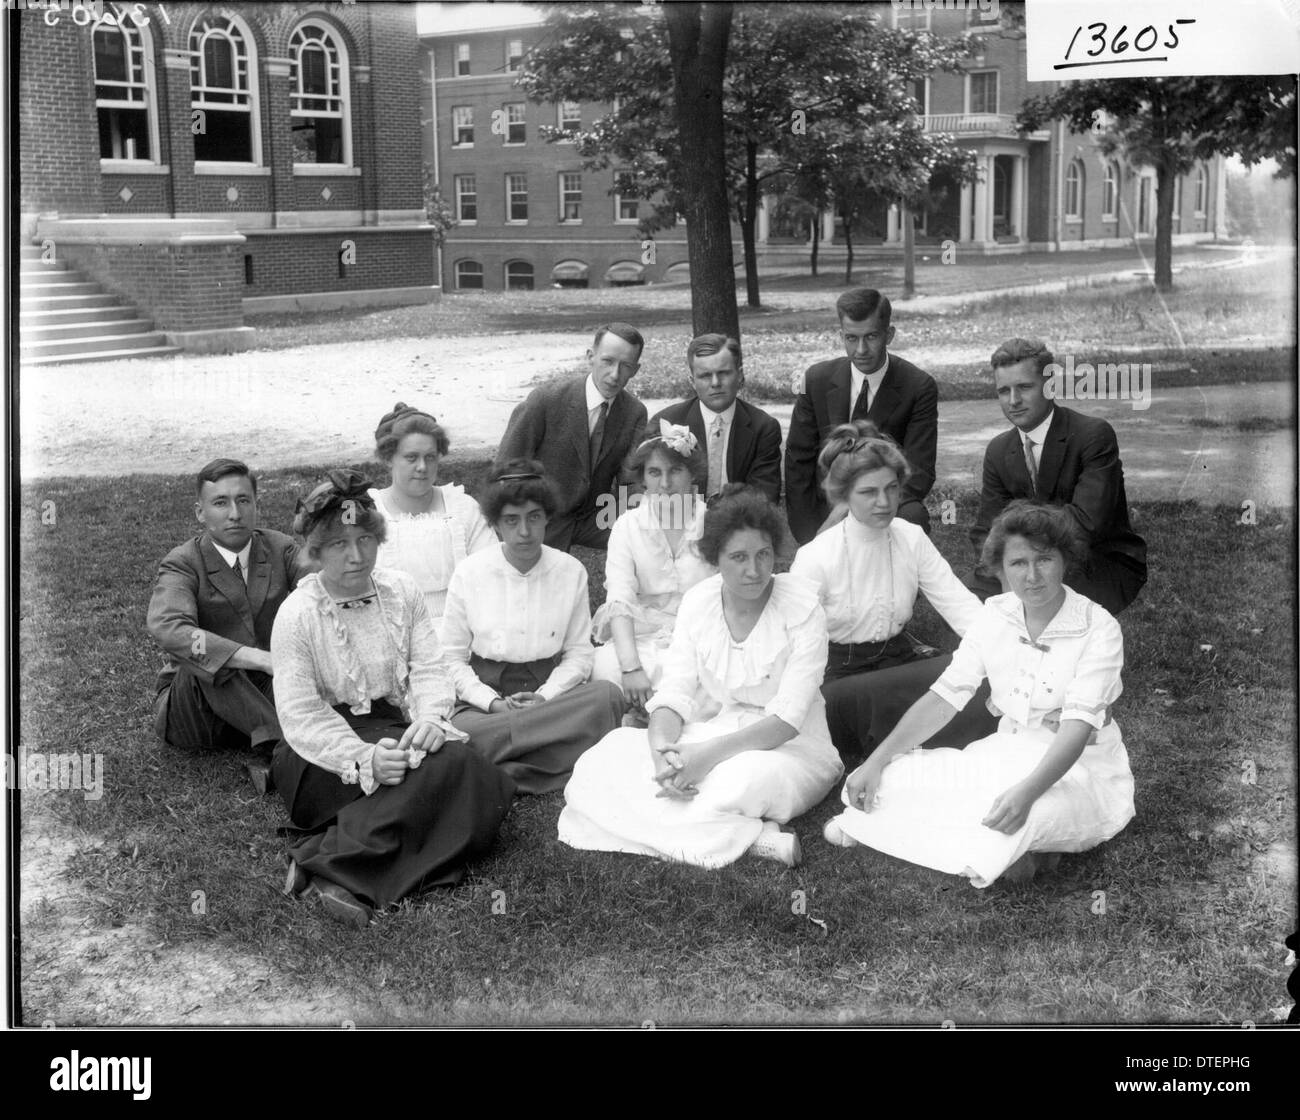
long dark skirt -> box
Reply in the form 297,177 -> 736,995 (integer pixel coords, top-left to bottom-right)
823,652 -> 999,760
272,699 -> 515,909
449,654 -> 625,794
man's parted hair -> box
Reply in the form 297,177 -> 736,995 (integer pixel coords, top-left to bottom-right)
835,288 -> 892,328
990,337 -> 1056,380
592,321 -> 646,359
686,332 -> 742,373
196,457 -> 255,496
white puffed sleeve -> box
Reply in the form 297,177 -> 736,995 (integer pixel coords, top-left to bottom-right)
1060,611 -> 1125,729
761,589 -> 830,732
644,583 -> 709,723
930,605 -> 994,712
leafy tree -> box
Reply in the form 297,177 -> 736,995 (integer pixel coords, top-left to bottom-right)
1018,76 -> 1296,291
422,165 -> 457,249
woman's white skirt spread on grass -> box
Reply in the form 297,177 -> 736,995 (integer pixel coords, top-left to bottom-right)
828,719 -> 1135,887
559,705 -> 843,869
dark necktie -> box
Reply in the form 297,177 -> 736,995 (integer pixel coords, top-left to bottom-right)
233,557 -> 244,582
1023,435 -> 1038,493
852,381 -> 871,421
590,400 -> 608,466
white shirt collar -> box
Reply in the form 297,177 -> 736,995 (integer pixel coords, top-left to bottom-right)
700,399 -> 737,427
851,353 -> 890,406
212,538 -> 252,575
1021,407 -> 1056,447
585,374 -> 607,413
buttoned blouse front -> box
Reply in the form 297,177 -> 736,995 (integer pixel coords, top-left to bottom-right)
441,545 -> 595,710
790,515 -> 982,644
593,499 -> 715,644
930,586 -> 1124,735
645,573 -> 830,740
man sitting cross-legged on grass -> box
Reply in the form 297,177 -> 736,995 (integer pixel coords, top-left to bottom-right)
147,457 -> 311,794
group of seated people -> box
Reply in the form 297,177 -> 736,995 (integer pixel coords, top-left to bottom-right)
145,286 -> 1147,928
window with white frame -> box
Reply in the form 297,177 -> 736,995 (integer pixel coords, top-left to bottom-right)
455,174 -> 477,222
893,6 -> 930,30
94,16 -> 157,161
452,106 -> 473,146
1065,160 -> 1084,219
455,260 -> 483,290
189,14 -> 259,163
505,38 -> 523,72
289,21 -> 351,165
505,261 -> 535,290
614,191 -> 638,222
455,42 -> 470,76
1103,160 -> 1119,218
503,102 -> 526,144
507,173 -> 528,221
1194,164 -> 1207,215
559,172 -> 582,222
968,70 -> 998,115
559,101 -> 581,130
911,77 -> 929,117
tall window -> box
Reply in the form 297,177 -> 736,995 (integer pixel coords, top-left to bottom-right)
1103,161 -> 1119,218
968,71 -> 998,115
455,43 -> 470,76
452,106 -> 473,146
503,102 -> 526,144
558,101 -> 581,130
290,21 -> 350,165
559,172 -> 582,222
505,39 -> 523,72
505,261 -> 535,291
1194,164 -> 1208,215
1172,175 -> 1183,223
454,260 -> 483,290
506,173 -> 528,221
1065,160 -> 1084,219
94,16 -> 156,161
455,175 -> 477,222
190,14 -> 258,164
614,192 -> 638,222
911,77 -> 929,117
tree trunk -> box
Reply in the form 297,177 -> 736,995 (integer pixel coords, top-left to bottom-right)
841,202 -> 854,285
902,202 -> 916,299
664,3 -> 739,339
810,208 -> 820,277
1154,159 -> 1175,292
743,139 -> 761,308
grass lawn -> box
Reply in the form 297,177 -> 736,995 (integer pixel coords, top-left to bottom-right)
18,465 -> 1295,1025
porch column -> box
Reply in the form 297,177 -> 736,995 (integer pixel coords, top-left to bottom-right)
1015,153 -> 1028,241
972,154 -> 991,243
959,181 -> 973,242
886,203 -> 899,243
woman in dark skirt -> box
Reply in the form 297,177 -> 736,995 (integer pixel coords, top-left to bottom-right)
270,469 -> 515,928
442,461 -> 626,793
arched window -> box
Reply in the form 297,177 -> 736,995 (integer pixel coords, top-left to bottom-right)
94,15 -> 158,162
550,260 -> 589,288
454,260 -> 484,290
1065,160 -> 1084,219
1194,164 -> 1208,215
290,21 -> 351,166
605,260 -> 646,287
189,13 -> 259,164
505,261 -> 535,291
1102,160 -> 1119,219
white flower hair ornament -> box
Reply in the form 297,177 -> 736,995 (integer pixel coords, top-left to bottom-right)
658,419 -> 699,457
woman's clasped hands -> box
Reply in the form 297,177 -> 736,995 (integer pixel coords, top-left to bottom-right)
369,722 -> 447,786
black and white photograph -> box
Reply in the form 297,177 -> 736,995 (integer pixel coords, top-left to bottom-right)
7,0 -> 1298,1045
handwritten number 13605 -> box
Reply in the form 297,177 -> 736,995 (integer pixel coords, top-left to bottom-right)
1064,19 -> 1196,61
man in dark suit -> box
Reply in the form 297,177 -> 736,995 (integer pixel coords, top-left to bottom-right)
784,288 -> 938,543
969,337 -> 1148,614
496,322 -> 648,551
147,458 -> 309,792
643,333 -> 782,504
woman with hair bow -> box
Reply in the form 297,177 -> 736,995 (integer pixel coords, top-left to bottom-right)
591,420 -> 716,714
270,469 -> 515,928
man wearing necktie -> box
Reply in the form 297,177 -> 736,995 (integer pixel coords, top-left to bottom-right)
642,334 -> 783,504
784,288 -> 939,543
969,338 -> 1147,614
147,458 -> 310,792
496,323 -> 649,551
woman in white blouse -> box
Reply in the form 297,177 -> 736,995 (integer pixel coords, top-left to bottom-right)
271,470 -> 515,928
443,461 -> 625,794
559,487 -> 844,869
367,402 -> 495,638
591,420 -> 715,710
791,421 -> 994,759
825,501 -> 1136,887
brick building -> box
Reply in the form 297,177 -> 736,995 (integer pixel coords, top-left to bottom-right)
17,0 -> 436,359
421,3 -> 1226,293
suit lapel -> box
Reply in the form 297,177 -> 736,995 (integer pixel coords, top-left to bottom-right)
867,356 -> 903,426
728,399 -> 754,475
826,359 -> 852,426
200,534 -> 255,633
685,400 -> 709,491
1035,407 -> 1068,499
568,378 -> 593,470
245,531 -> 271,616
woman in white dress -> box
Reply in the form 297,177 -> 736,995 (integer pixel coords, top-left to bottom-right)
824,501 -> 1136,887
367,402 -> 495,637
560,487 -> 844,869
591,420 -> 715,711
443,460 -> 625,794
791,421 -> 995,758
